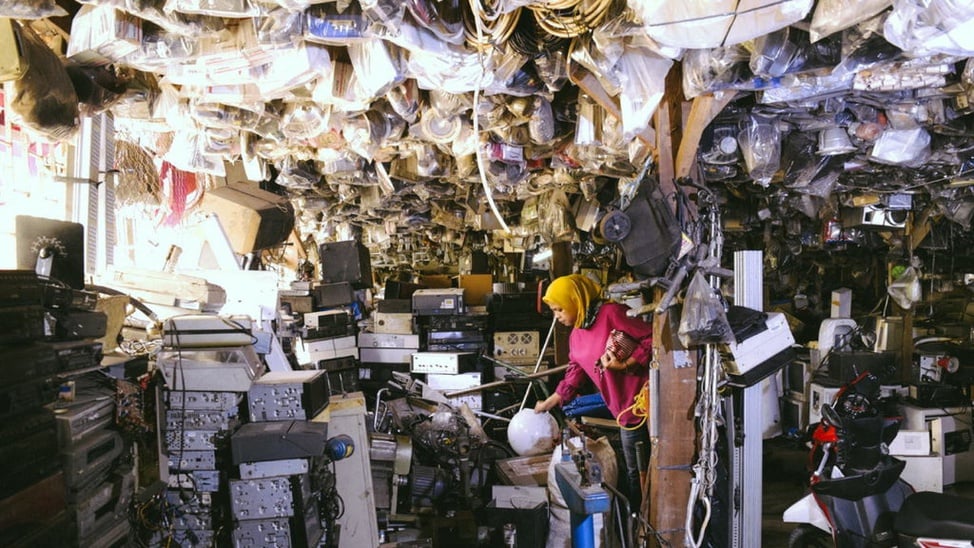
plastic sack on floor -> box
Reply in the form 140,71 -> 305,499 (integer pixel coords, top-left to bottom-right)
0,0 -> 66,19
809,0 -> 891,43
634,0 -> 813,48
679,270 -> 734,347
546,436 -> 619,548
10,22 -> 79,142
884,0 -> 974,56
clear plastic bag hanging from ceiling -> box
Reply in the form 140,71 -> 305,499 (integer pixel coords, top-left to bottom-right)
10,22 -> 79,141
0,0 -> 66,19
737,112 -> 781,186
888,266 -> 922,310
682,45 -> 749,99
633,0 -> 814,49
164,0 -> 259,18
884,0 -> 974,57
808,0 -> 891,43
537,190 -> 575,243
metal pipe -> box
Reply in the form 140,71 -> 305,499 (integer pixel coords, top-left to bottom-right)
519,316 -> 558,411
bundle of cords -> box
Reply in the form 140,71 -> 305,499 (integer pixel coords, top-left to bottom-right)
463,0 -> 521,50
529,0 -> 618,39
616,380 -> 649,430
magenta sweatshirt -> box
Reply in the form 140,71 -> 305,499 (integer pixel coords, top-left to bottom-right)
554,302 -> 653,426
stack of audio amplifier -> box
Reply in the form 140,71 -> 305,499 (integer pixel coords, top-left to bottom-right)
303,308 -> 358,368
359,299 -> 418,394
411,288 -> 489,410
228,370 -> 331,547
153,314 -> 264,547
0,270 -> 110,546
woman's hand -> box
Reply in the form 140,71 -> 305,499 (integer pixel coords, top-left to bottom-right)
600,350 -> 631,372
534,393 -> 562,413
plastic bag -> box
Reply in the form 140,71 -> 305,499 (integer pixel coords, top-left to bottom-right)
10,22 -> 79,141
888,266 -> 922,309
679,270 -> 734,346
0,0 -> 67,19
808,0 -> 891,43
737,112 -> 781,186
682,45 -> 749,98
884,0 -> 974,57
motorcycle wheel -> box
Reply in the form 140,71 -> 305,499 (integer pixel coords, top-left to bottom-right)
787,524 -> 831,548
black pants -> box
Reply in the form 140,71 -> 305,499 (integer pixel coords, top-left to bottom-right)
619,425 -> 650,511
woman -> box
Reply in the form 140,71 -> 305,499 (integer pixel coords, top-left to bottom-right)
535,273 -> 653,508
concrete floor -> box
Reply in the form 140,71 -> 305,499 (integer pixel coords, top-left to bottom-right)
762,436 -> 815,546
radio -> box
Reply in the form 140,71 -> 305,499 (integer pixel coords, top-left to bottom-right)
168,469 -> 222,492
229,476 -> 295,520
165,390 -> 242,411
410,352 -> 478,374
239,458 -> 309,480
168,450 -> 218,471
165,408 -> 238,432
54,396 -> 115,447
358,332 -> 420,349
233,518 -> 292,547
63,430 -> 124,489
248,370 -> 330,422
493,331 -> 541,359
165,429 -> 223,452
412,288 -> 465,316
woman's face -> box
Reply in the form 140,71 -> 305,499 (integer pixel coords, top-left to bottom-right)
549,304 -> 575,327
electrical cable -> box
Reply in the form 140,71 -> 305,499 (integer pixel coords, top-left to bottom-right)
470,1 -> 511,234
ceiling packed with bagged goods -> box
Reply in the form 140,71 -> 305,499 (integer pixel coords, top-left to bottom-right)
9,0 -> 974,295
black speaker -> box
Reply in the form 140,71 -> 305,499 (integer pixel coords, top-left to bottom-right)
319,240 -> 373,289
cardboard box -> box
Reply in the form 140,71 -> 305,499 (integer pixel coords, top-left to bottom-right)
830,288 -> 852,318
456,274 -> 492,307
495,454 -> 552,486
201,182 -> 295,254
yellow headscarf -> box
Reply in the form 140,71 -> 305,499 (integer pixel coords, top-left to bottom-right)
543,274 -> 602,329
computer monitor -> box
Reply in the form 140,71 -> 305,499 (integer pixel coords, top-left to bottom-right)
15,215 -> 86,289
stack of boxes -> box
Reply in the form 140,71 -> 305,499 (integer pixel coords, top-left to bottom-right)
229,370 -> 331,547
412,288 -> 488,411
0,270 -> 123,546
155,315 -> 265,546
359,298 -> 418,394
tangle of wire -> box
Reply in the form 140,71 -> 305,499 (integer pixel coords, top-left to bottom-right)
686,188 -> 725,548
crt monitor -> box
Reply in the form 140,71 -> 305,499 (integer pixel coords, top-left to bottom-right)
15,215 -> 86,289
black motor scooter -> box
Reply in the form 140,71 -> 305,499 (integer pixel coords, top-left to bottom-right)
783,372 -> 974,547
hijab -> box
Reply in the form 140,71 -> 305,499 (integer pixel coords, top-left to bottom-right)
543,274 -> 602,329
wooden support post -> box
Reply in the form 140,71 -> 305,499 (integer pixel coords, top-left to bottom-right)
645,309 -> 697,546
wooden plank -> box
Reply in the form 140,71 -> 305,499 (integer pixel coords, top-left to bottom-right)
645,308 -> 697,546
655,64 -> 683,197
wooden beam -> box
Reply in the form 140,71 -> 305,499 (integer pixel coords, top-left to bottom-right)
645,308 -> 697,546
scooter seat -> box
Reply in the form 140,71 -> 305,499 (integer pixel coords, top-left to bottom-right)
895,491 -> 974,540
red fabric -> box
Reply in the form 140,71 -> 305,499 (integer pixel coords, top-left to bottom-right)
554,302 -> 653,426
159,161 -> 198,227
